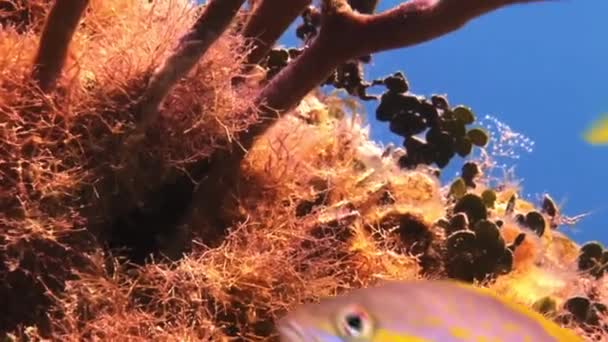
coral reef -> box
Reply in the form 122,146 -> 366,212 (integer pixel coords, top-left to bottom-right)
0,1 -> 606,341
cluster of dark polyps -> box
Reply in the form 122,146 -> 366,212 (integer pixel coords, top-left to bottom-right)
262,47 -> 302,80
295,5 -> 321,43
264,43 -> 374,102
374,213 -> 442,275
501,193 -> 547,238
373,162 -> 540,283
553,241 -> 608,335
448,162 -> 496,203
532,295 -> 607,334
270,7 -> 377,90
461,161 -> 480,188
323,60 -> 377,101
436,192 -> 526,283
295,3 -> 374,66
440,163 -> 547,284
541,193 -> 560,229
294,5 -> 377,101
374,72 -> 489,170
294,5 -> 490,169
577,241 -> 608,279
563,296 -> 607,327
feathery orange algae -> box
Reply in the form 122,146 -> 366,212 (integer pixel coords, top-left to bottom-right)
30,93 -> 605,340
0,0 -> 606,341
1,0 -> 255,335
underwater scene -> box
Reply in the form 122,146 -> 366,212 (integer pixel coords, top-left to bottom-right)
1,0 -> 606,341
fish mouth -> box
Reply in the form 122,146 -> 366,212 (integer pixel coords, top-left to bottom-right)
277,320 -> 309,342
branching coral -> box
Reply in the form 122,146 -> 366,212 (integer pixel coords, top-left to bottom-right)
239,0 -> 311,71
30,0 -> 89,92
234,0 -> 551,158
133,0 -> 247,135
1,0 -> 606,341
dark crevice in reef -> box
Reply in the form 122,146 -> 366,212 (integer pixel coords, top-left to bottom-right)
106,159 -> 212,265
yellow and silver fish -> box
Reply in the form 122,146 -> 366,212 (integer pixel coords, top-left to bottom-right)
276,279 -> 583,341
584,114 -> 608,145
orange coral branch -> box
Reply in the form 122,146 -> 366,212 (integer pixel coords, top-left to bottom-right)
235,0 -> 550,154
31,0 -> 89,92
135,0 -> 245,131
352,0 -> 548,55
241,0 -> 311,67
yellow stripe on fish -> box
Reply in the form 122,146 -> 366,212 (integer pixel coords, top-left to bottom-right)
451,281 -> 580,342
276,279 -> 583,342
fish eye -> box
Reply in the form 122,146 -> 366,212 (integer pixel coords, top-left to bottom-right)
336,304 -> 374,339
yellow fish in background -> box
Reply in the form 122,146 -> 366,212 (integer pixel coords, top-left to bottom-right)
584,114 -> 608,145
276,279 -> 583,342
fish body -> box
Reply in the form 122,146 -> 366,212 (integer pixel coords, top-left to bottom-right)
276,279 -> 583,342
584,114 -> 608,145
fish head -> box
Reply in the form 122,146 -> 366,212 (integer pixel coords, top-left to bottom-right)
276,292 -> 382,342
276,283 -> 433,342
